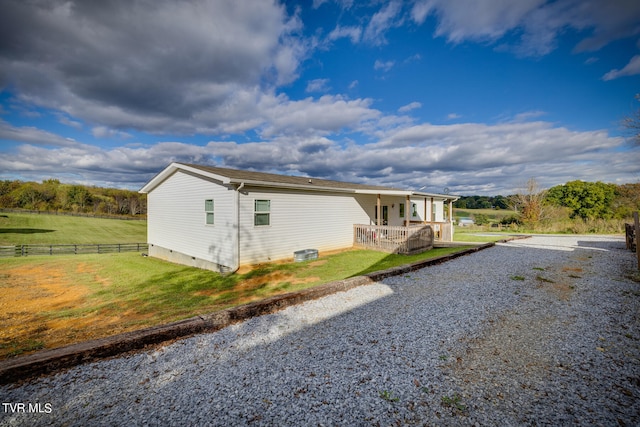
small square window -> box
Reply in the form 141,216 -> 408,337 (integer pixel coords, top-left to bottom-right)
254,199 -> 270,226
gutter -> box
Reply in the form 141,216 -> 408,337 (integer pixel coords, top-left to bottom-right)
230,182 -> 245,274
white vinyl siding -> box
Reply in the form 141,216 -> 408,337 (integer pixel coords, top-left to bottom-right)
238,188 -> 374,265
409,198 -> 445,222
147,170 -> 236,268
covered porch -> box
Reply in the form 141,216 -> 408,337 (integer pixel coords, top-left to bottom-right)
352,191 -> 457,254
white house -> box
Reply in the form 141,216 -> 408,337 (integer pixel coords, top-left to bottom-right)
139,163 -> 458,272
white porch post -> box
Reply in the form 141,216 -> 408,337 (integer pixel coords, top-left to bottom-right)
430,197 -> 434,222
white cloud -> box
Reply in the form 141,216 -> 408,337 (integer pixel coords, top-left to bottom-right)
410,0 -> 640,58
0,0 -> 307,134
602,55 -> 640,81
399,102 -> 422,113
2,118 -> 637,195
374,60 -> 395,72
306,79 -> 332,93
0,119 -> 80,148
446,113 -> 462,120
510,110 -> 546,122
258,94 -> 381,137
92,126 -> 132,140
412,0 -> 544,43
363,1 -> 403,45
328,25 -> 362,44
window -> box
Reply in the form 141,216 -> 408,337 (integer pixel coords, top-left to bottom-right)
205,199 -> 214,225
254,199 -> 270,226
412,203 -> 418,217
399,203 -> 405,218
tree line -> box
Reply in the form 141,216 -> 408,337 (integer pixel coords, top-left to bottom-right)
455,180 -> 640,224
0,179 -> 146,217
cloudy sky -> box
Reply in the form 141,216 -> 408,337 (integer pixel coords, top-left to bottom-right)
1,0 -> 639,195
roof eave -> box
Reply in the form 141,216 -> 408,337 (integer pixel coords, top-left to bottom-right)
139,162 -> 232,194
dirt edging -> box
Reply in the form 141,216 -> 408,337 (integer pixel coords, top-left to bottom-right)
0,239 -> 524,385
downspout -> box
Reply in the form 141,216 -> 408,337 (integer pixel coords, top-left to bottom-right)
230,182 -> 245,274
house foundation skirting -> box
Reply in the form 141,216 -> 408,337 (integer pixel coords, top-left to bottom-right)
149,244 -> 233,273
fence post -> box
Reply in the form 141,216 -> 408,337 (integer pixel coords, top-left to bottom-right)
634,212 -> 640,271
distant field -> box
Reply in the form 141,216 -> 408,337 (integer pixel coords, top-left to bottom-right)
0,213 -> 147,245
453,208 -> 514,221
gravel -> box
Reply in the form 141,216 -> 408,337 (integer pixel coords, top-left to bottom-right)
2,235 -> 639,426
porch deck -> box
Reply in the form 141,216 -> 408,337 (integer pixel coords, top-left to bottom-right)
354,224 -> 435,255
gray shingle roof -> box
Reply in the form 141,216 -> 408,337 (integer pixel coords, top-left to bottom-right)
178,163 -> 404,192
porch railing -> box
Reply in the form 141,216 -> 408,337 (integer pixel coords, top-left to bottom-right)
418,222 -> 453,242
353,224 -> 433,255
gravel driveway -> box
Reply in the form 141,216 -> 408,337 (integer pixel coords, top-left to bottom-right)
2,235 -> 639,426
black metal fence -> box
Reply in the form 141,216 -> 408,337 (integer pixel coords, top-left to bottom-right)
0,243 -> 148,258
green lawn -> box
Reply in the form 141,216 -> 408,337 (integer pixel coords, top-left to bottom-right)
0,213 -> 146,245
1,245 -> 472,358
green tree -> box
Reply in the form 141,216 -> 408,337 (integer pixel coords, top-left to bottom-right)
493,195 -> 509,209
67,185 -> 92,212
546,180 -> 616,220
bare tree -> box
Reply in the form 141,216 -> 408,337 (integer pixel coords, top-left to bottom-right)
622,93 -> 640,145
510,178 -> 548,225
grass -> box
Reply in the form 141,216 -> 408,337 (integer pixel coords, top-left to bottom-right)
0,245 -> 473,359
441,393 -> 467,414
0,213 -> 146,245
454,208 -> 514,220
453,230 -> 513,243
379,390 -> 400,402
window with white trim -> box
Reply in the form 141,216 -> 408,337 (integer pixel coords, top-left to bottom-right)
254,199 -> 270,226
399,203 -> 405,218
205,199 -> 214,225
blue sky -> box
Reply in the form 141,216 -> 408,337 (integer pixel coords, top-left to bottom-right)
0,0 -> 639,195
